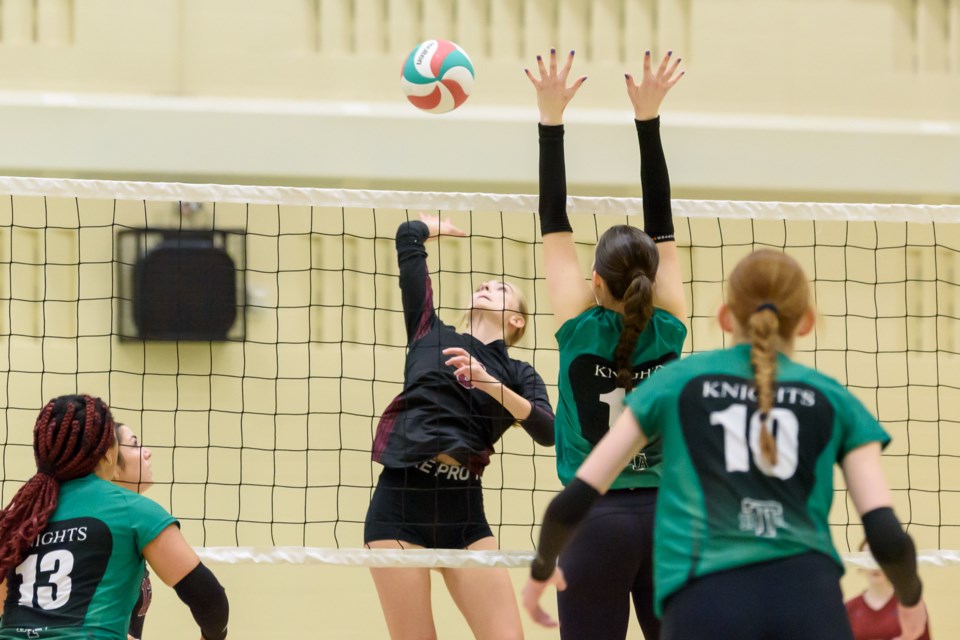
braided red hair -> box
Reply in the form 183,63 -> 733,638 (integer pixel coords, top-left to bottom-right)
0,394 -> 116,580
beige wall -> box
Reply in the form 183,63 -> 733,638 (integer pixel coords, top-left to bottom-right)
0,0 -> 956,200
0,0 -> 957,110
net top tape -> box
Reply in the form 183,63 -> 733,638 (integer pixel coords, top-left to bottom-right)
1,176 -> 958,223
194,547 -> 960,569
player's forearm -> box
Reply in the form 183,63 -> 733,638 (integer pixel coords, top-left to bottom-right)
473,381 -> 552,443
538,124 -> 572,236
174,563 -> 229,640
396,221 -> 435,341
862,507 -> 923,606
530,478 -> 599,580
474,381 -> 531,421
636,117 -> 675,243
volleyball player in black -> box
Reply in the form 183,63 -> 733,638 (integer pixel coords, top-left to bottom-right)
364,214 -> 555,639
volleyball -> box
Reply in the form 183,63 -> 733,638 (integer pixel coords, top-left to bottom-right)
401,39 -> 474,114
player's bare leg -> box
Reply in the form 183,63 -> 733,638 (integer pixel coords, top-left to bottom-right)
441,536 -> 524,640
367,539 -> 437,640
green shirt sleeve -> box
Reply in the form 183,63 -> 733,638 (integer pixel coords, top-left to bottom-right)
124,493 -> 180,554
624,368 -> 674,439
835,385 -> 891,460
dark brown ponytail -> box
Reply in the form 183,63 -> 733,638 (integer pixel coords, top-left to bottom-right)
594,225 -> 659,392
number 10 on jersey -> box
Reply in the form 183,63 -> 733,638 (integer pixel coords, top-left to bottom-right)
710,404 -> 799,480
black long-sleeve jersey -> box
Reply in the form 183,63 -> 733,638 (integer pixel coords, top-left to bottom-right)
371,221 -> 555,476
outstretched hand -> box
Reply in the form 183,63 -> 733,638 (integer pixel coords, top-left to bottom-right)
419,213 -> 466,241
895,599 -> 928,640
525,48 -> 587,126
625,50 -> 684,121
521,568 -> 567,628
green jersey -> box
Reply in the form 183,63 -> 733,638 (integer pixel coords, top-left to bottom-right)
625,344 -> 890,615
1,475 -> 177,639
555,306 -> 686,489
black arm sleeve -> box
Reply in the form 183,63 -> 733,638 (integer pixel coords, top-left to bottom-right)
636,117 -> 675,243
538,124 -> 573,235
530,478 -> 600,580
396,220 -> 437,343
173,563 -> 229,640
515,362 -> 555,446
862,507 -> 923,606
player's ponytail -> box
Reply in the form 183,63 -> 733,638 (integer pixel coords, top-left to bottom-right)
614,271 -> 654,391
749,305 -> 780,466
727,250 -> 812,468
595,225 -> 659,392
0,394 -> 116,580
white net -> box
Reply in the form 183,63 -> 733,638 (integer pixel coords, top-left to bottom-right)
1,177 -> 959,567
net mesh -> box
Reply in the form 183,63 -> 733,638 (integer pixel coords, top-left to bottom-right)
1,177 -> 960,566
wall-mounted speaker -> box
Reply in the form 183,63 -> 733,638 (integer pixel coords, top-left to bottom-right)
116,229 -> 245,341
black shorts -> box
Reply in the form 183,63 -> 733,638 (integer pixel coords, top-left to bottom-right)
662,551 -> 853,640
363,461 -> 493,549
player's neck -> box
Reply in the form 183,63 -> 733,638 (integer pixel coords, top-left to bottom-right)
465,313 -> 507,345
862,583 -> 895,610
730,332 -> 796,357
93,459 -> 116,481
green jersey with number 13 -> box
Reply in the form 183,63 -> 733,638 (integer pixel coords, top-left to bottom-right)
1,474 -> 177,639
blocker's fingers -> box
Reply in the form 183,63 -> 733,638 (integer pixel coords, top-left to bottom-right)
559,49 -> 575,79
655,50 -> 672,77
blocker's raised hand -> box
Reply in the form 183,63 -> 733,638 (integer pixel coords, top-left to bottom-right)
625,50 -> 684,121
525,48 -> 587,126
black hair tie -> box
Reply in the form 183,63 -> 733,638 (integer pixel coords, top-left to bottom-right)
755,303 -> 779,315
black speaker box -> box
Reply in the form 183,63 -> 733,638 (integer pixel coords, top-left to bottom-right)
117,229 -> 245,341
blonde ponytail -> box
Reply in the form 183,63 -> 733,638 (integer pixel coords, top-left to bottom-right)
749,305 -> 779,466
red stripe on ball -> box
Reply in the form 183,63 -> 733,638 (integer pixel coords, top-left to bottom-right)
441,78 -> 469,108
407,86 -> 442,110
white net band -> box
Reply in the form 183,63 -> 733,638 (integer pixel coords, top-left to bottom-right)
192,547 -> 960,569
1,175 -> 959,222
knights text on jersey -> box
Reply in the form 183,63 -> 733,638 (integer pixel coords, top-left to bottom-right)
0,475 -> 177,639
625,344 -> 890,615
554,305 -> 686,488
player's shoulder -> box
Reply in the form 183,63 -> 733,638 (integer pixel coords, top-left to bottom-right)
781,357 -> 851,398
650,307 -> 687,334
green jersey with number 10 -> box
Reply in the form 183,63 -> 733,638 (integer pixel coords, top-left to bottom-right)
1,474 -> 177,639
625,344 -> 890,615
